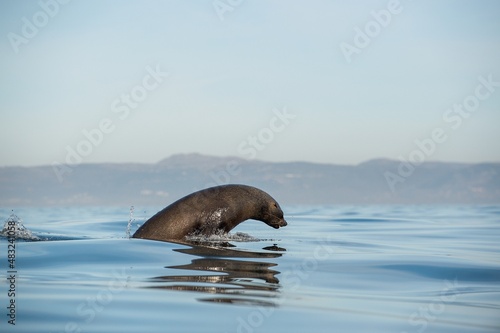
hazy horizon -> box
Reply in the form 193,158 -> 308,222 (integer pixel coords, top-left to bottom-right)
1,1 -> 499,168
2,151 -> 500,169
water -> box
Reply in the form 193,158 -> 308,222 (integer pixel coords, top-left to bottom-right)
0,205 -> 499,332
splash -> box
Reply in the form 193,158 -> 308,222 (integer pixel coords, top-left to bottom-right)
126,206 -> 135,238
1,213 -> 40,241
185,230 -> 260,243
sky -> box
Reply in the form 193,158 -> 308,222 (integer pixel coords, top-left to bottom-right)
1,0 -> 499,167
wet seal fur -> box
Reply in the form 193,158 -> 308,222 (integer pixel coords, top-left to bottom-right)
132,184 -> 287,242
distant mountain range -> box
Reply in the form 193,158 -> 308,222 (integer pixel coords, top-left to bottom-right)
1,153 -> 499,206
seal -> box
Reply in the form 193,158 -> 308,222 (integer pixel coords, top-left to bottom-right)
132,184 -> 287,242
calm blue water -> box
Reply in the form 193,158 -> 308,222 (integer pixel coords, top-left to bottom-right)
1,205 -> 499,332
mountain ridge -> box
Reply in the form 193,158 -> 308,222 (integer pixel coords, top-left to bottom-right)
1,154 -> 499,206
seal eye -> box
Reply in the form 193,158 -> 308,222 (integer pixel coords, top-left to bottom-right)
272,202 -> 283,218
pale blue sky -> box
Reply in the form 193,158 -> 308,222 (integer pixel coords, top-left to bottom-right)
1,0 -> 499,167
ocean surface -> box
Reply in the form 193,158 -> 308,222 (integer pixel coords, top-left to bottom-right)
0,205 -> 499,332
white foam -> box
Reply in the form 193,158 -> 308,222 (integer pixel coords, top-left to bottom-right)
1,213 -> 40,241
185,230 -> 260,243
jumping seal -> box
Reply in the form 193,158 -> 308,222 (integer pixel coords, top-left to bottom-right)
132,184 -> 287,242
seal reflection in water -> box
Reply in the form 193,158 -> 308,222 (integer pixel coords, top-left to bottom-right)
133,184 -> 287,242
148,244 -> 285,307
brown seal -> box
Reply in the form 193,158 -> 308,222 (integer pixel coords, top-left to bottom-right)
132,184 -> 287,242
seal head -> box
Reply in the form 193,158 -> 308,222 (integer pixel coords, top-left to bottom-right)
258,201 -> 286,229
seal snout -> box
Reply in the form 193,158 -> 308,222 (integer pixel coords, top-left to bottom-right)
268,217 -> 287,229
